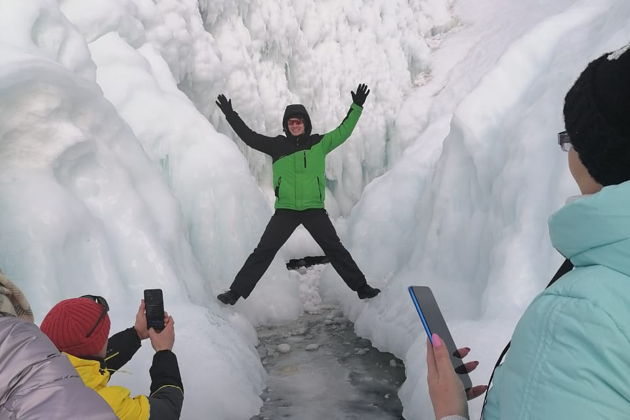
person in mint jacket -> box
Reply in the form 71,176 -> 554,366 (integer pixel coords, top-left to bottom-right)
215,84 -> 380,305
426,45 -> 630,420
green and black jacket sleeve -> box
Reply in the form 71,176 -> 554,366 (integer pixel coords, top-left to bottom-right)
225,110 -> 276,155
320,103 -> 363,154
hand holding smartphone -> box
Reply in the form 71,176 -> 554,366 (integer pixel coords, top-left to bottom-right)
143,289 -> 165,332
408,286 -> 472,389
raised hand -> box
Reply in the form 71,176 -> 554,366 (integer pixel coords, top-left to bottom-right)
148,312 -> 175,352
426,334 -> 488,420
216,94 -> 234,116
133,299 -> 150,340
351,83 -> 370,107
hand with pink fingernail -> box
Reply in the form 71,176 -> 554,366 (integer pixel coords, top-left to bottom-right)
426,333 -> 488,419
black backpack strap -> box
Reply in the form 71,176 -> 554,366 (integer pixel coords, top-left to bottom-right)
546,258 -> 574,288
480,258 -> 573,419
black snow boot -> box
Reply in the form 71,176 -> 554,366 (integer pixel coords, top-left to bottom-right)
357,284 -> 381,299
217,290 -> 240,305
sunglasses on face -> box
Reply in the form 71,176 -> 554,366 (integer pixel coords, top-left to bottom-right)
558,131 -> 572,152
80,295 -> 109,338
287,118 -> 304,126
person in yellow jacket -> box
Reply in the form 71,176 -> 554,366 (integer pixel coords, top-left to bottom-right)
40,295 -> 183,420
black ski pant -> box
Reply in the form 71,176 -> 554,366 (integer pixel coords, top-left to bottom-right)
230,208 -> 367,298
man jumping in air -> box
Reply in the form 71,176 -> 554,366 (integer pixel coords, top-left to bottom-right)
215,84 -> 381,305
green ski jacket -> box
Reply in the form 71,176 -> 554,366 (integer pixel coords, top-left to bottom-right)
224,102 -> 363,210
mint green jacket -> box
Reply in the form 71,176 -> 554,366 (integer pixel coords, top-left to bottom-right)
484,181 -> 630,419
225,103 -> 363,210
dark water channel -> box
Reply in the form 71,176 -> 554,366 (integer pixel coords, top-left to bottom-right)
251,303 -> 406,420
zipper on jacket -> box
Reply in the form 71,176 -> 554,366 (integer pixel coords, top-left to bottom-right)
275,177 -> 282,197
317,177 -> 322,201
303,152 -> 307,168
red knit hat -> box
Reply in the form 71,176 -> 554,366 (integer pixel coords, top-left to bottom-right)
40,297 -> 110,357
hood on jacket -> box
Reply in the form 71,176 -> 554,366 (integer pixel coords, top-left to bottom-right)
282,104 -> 312,137
549,180 -> 630,276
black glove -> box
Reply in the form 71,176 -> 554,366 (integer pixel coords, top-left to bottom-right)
216,94 -> 234,116
351,83 -> 370,107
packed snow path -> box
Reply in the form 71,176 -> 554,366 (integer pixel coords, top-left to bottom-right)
251,265 -> 405,420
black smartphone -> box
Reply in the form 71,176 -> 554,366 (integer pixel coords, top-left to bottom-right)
408,286 -> 472,389
144,289 -> 165,332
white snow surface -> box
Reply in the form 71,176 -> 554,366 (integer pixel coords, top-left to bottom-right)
1,0 -> 629,419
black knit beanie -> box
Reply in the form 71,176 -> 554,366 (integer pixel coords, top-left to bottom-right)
563,44 -> 630,186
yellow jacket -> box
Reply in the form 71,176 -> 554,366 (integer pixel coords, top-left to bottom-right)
65,353 -> 150,420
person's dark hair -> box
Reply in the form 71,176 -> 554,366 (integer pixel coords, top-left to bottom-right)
563,44 -> 630,186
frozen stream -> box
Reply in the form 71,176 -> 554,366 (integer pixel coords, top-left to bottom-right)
251,265 -> 406,420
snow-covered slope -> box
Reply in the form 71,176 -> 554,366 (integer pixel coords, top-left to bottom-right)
322,1 -> 630,418
0,1 -> 267,418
